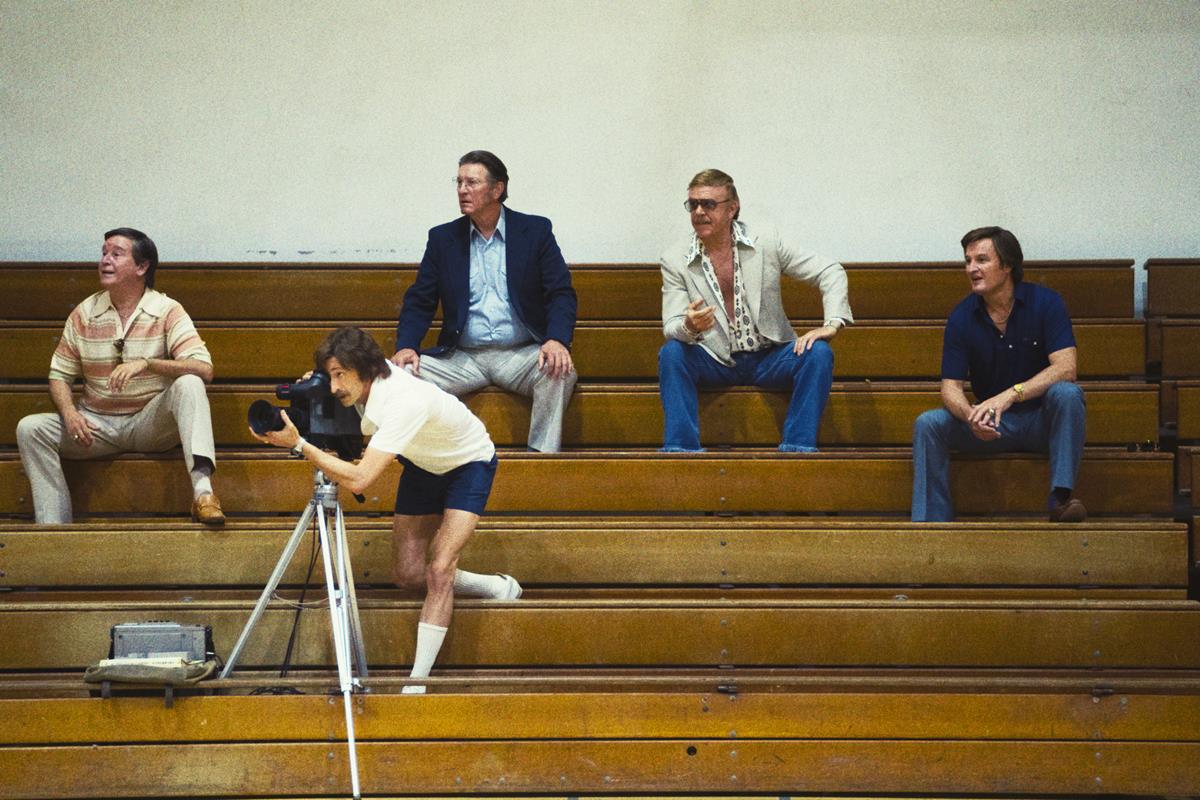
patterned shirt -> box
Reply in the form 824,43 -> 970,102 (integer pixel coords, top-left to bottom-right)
688,220 -> 771,353
49,289 -> 212,415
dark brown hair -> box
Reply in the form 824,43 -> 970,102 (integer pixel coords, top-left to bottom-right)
961,226 -> 1024,283
314,326 -> 391,383
459,150 -> 509,202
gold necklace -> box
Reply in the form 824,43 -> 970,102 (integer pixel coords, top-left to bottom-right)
988,297 -> 1015,324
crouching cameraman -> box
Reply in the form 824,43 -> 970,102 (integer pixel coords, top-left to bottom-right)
250,326 -> 522,693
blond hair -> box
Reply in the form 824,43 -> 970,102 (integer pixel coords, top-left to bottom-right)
687,169 -> 739,218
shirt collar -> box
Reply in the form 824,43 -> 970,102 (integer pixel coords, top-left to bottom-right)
470,206 -> 506,244
359,361 -> 396,421
88,288 -> 168,321
971,281 -> 1029,316
687,219 -> 754,264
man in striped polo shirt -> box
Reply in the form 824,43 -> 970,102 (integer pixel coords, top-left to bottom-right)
16,228 -> 225,525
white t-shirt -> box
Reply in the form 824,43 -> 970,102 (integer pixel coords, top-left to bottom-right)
357,362 -> 495,475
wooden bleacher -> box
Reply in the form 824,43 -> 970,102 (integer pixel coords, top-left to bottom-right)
1146,258 -> 1200,380
1178,381 -> 1200,442
0,448 -> 1175,516
1,259 -> 1137,321
1146,258 -> 1200,319
1145,260 -> 1200,597
2,675 -> 1198,797
2,257 -> 1198,799
2,514 -> 1198,796
0,380 -> 1162,448
1,318 -> 1149,380
1,518 -> 1187,593
0,259 -> 1161,518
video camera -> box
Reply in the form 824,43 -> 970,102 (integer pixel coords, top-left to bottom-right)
248,371 -> 365,461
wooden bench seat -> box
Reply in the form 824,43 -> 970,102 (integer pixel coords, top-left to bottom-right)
0,381 -> 1160,448
1160,380 -> 1200,440
2,676 -> 1197,797
1146,257 -> 1200,318
0,319 -> 1148,381
1179,382 -> 1200,440
1152,320 -> 1200,378
0,448 -> 1175,516
1177,446 -> 1200,502
0,259 -> 1136,321
0,519 -> 1185,592
2,592 -> 1198,670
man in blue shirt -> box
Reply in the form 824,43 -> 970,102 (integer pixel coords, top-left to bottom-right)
911,227 -> 1087,522
392,151 -> 577,452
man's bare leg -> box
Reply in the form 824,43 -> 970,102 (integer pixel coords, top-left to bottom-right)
392,513 -> 440,592
394,509 -> 484,693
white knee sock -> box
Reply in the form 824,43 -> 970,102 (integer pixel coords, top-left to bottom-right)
190,459 -> 213,500
403,621 -> 448,694
453,569 -> 507,598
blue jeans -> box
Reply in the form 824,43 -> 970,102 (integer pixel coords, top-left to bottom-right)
910,382 -> 1086,521
658,339 -> 834,452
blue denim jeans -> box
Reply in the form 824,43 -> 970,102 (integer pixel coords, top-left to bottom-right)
910,382 -> 1087,521
657,339 -> 834,452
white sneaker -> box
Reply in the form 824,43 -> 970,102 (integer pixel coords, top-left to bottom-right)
497,573 -> 523,600
401,684 -> 426,695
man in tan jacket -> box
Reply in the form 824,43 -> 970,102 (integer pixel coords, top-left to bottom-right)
658,169 -> 853,452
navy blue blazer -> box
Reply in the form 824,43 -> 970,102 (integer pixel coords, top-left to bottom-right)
395,208 -> 577,354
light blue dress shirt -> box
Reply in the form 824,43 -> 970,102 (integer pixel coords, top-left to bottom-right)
460,208 -> 534,348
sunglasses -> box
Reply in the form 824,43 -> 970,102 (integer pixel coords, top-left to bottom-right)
684,198 -> 733,212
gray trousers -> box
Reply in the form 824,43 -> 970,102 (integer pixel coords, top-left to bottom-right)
417,343 -> 576,452
16,374 -> 217,524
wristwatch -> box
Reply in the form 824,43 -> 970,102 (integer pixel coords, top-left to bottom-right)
1012,383 -> 1025,401
823,318 -> 845,331
291,437 -> 307,456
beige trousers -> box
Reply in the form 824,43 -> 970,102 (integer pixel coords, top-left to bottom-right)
16,374 -> 217,523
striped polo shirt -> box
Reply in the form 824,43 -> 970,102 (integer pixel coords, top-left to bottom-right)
49,289 -> 212,415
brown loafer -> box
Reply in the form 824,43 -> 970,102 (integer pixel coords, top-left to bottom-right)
1049,497 -> 1087,523
192,493 -> 226,526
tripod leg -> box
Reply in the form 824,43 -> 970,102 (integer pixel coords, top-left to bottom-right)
335,503 -> 370,678
341,687 -> 362,799
317,504 -> 353,690
318,503 -> 363,798
220,500 -> 318,679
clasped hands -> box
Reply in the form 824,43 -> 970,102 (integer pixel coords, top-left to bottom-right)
966,390 -> 1015,441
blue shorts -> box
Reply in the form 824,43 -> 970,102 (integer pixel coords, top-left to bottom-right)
394,455 -> 498,516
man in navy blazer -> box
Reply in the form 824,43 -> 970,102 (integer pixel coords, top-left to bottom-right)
392,150 -> 577,452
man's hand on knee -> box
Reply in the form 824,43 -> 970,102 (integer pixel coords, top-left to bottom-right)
538,339 -> 574,379
63,409 -> 99,448
793,325 -> 837,354
391,348 -> 421,375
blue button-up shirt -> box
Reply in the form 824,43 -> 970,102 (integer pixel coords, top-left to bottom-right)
460,208 -> 534,348
941,281 -> 1076,406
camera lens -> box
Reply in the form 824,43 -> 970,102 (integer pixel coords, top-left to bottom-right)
247,400 -> 284,435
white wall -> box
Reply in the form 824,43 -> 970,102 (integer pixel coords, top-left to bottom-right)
1,0 -> 1197,266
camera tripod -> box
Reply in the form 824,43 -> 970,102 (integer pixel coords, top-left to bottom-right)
221,469 -> 367,798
